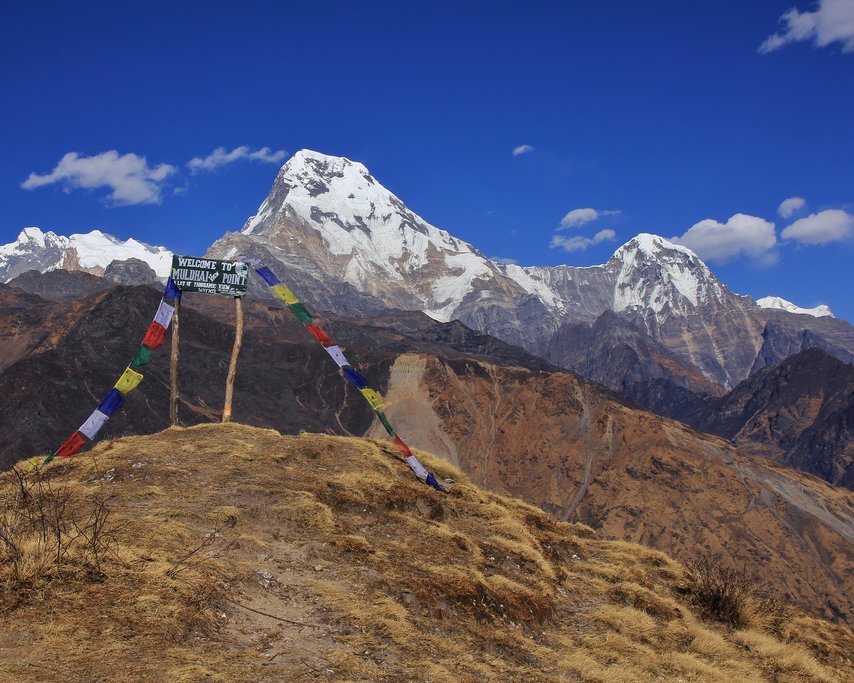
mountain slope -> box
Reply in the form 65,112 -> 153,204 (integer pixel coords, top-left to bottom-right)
687,349 -> 853,488
373,353 -> 854,624
2,280 -> 851,624
1,424 -> 851,682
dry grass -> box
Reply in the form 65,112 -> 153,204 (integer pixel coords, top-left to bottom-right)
0,423 -> 851,682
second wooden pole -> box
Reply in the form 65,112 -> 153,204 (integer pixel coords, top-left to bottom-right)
222,296 -> 244,423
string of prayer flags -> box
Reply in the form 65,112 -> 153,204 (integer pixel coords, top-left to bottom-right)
252,264 -> 447,493
45,277 -> 182,464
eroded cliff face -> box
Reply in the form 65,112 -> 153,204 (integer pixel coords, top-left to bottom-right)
372,353 -> 854,625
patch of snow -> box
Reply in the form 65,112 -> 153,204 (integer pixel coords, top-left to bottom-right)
428,252 -> 492,321
502,263 -> 565,311
68,231 -> 172,276
756,296 -> 834,318
0,227 -> 172,281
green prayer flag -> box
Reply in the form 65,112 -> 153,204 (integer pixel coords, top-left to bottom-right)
288,302 -> 315,325
130,344 -> 153,369
376,410 -> 395,436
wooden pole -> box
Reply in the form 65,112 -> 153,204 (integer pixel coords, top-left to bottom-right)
222,296 -> 244,423
169,299 -> 180,426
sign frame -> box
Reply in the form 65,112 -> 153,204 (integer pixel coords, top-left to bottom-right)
170,255 -> 249,297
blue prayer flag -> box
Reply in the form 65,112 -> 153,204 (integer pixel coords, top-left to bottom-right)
98,388 -> 126,416
163,277 -> 182,301
342,366 -> 369,389
256,267 -> 280,286
425,472 -> 446,493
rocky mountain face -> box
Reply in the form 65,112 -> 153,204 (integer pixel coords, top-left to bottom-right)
1,278 -> 851,624
685,349 -> 853,488
6,268 -> 115,302
206,150 -> 854,392
0,227 -> 172,283
544,310 -> 725,409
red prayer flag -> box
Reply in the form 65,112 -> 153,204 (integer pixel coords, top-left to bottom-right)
306,324 -> 333,346
142,321 -> 167,350
56,431 -> 87,458
392,435 -> 412,457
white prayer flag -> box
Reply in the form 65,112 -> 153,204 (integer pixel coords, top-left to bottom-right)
406,455 -> 429,482
324,345 -> 349,368
79,409 -> 109,440
154,300 -> 176,329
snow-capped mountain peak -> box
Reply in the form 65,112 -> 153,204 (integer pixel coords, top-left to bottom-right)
609,233 -> 724,313
756,296 -> 834,318
232,149 -> 492,321
0,227 -> 172,283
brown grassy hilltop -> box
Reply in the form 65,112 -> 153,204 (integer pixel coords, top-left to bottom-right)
1,424 -> 852,682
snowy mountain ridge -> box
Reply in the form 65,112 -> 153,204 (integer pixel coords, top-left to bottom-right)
208,149 -> 854,390
756,296 -> 834,318
0,227 -> 172,283
221,150 -> 739,326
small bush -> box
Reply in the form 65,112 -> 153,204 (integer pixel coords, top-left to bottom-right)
0,465 -> 118,607
683,554 -> 777,629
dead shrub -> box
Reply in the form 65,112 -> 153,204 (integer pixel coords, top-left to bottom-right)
683,554 -> 780,629
0,465 -> 119,607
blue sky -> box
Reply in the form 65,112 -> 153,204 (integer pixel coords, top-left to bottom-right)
2,0 -> 853,320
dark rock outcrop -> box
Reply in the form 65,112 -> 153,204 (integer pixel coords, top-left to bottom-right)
688,349 -> 853,488
103,257 -> 161,286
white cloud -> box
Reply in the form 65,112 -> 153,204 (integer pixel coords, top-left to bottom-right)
778,196 -> 806,218
781,209 -> 854,244
187,146 -> 287,173
21,151 -> 175,205
759,0 -> 854,54
490,256 -> 518,265
512,144 -> 534,156
558,207 -> 620,229
550,228 -> 617,253
671,213 -> 777,263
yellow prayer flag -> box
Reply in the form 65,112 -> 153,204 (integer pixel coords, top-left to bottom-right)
360,387 -> 384,410
272,284 -> 299,305
115,367 -> 144,395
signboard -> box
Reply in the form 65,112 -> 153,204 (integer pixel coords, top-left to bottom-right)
170,255 -> 249,297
